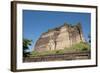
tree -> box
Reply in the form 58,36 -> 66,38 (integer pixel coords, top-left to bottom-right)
88,34 -> 91,43
23,38 -> 32,57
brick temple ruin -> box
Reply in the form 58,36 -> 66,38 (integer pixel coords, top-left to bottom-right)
34,23 -> 85,52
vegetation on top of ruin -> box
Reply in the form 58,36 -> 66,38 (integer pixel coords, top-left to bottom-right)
30,42 -> 90,57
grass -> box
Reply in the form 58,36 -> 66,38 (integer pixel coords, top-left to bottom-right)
30,42 -> 90,57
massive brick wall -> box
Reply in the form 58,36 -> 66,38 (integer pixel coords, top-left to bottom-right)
34,23 -> 85,52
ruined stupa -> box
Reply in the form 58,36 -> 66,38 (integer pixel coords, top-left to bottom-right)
34,23 -> 85,52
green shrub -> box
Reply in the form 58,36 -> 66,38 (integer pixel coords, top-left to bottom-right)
56,50 -> 60,54
31,42 -> 90,57
63,42 -> 90,52
71,42 -> 90,52
82,48 -> 88,51
55,50 -> 64,54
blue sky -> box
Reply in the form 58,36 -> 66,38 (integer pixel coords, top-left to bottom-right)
23,10 -> 91,51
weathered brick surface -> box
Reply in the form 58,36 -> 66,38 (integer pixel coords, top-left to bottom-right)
34,23 -> 85,52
